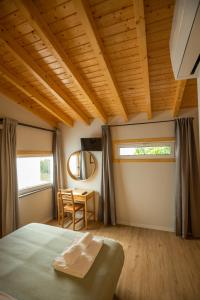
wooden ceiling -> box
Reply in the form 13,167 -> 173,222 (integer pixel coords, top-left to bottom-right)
0,0 -> 198,127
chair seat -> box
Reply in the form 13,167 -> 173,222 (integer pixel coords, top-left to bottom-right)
64,203 -> 84,212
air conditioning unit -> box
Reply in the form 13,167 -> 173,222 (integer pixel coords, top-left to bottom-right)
170,0 -> 200,80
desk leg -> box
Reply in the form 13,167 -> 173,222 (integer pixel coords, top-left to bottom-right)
93,194 -> 96,221
85,201 -> 88,230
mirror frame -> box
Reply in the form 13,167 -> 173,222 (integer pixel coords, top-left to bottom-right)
67,150 -> 96,181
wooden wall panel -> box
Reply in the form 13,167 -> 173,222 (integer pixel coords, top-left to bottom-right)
32,0 -> 120,117
0,0 -> 197,124
181,79 -> 198,109
89,0 -> 147,115
0,77 -> 58,126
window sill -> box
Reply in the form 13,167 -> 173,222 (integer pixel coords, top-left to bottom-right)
18,184 -> 53,198
113,158 -> 176,163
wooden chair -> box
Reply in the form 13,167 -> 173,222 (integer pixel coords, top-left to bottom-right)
57,190 -> 85,230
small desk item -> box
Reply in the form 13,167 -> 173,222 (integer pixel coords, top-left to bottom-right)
57,189 -> 95,229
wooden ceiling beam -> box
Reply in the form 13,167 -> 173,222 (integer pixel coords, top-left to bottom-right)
0,63 -> 73,127
74,0 -> 128,121
173,80 -> 187,117
0,86 -> 58,127
134,0 -> 152,119
0,25 -> 89,125
15,0 -> 107,123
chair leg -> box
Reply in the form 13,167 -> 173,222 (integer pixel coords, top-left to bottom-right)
72,212 -> 75,231
85,202 -> 88,230
58,210 -> 60,225
61,211 -> 64,228
83,207 -> 86,228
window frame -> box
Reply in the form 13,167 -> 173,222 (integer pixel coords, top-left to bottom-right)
113,137 -> 176,163
17,151 -> 54,196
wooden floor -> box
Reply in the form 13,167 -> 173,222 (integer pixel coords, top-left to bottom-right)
47,220 -> 200,300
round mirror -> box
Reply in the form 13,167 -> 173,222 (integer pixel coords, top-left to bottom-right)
67,150 -> 96,181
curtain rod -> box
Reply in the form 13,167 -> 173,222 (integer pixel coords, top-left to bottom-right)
0,118 -> 56,133
108,118 -> 193,128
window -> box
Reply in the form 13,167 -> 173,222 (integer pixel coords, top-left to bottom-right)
113,138 -> 175,162
17,156 -> 53,193
119,145 -> 173,156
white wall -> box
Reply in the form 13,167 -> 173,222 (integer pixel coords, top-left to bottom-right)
111,114 -> 175,231
60,108 -> 199,232
0,94 -> 53,129
111,109 -> 199,232
18,189 -> 53,226
112,121 -> 175,231
60,119 -> 103,217
0,95 -> 53,226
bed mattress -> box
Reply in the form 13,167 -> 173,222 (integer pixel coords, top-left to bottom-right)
0,223 -> 124,300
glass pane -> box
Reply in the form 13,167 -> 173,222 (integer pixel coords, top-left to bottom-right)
17,156 -> 53,190
69,152 -> 80,177
40,159 -> 51,181
119,146 -> 172,156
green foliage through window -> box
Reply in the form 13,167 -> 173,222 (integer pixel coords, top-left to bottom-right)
40,159 -> 50,181
120,146 -> 172,156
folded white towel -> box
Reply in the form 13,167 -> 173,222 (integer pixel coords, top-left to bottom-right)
53,238 -> 103,278
85,239 -> 102,256
78,232 -> 93,249
62,243 -> 82,265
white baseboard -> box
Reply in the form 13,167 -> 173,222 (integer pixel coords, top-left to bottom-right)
42,217 -> 175,233
42,217 -> 53,224
19,217 -> 53,228
117,220 -> 175,232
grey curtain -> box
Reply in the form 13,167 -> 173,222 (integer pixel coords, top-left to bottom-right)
0,118 -> 18,237
52,129 -> 66,218
175,118 -> 200,238
0,129 -> 2,237
99,125 -> 116,225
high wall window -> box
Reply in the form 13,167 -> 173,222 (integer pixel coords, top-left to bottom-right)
17,156 -> 53,194
113,138 -> 175,162
119,145 -> 173,157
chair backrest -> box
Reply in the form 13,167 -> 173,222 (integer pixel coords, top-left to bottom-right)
58,190 -> 75,210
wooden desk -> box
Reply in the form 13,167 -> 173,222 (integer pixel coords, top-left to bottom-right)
73,189 -> 95,229
60,189 -> 95,229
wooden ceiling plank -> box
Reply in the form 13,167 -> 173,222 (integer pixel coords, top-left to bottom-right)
74,0 -> 128,121
134,0 -> 152,119
0,25 -> 90,125
0,86 -> 58,127
173,80 -> 187,117
0,63 -> 73,127
15,0 -> 107,123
